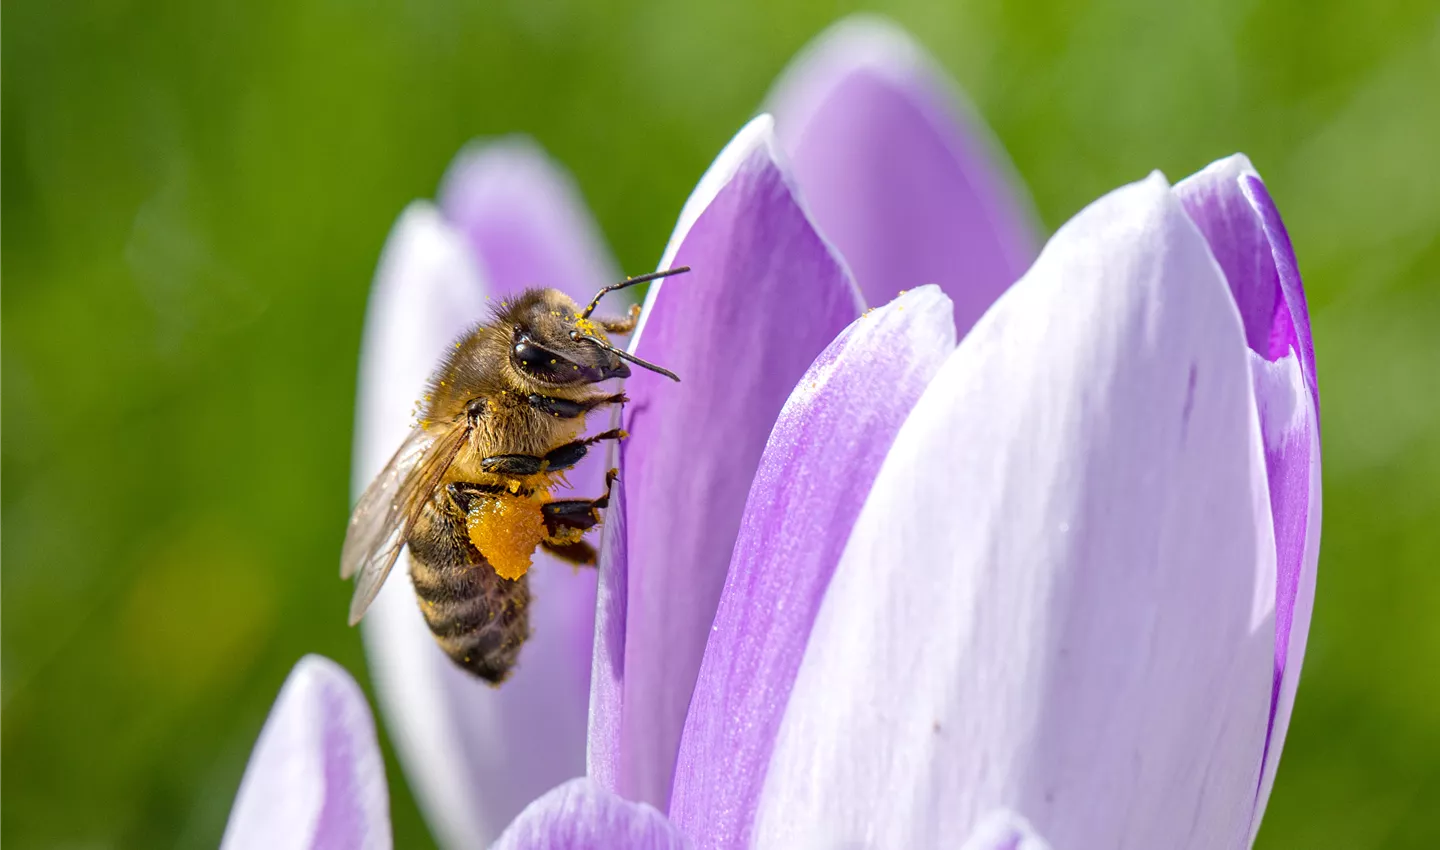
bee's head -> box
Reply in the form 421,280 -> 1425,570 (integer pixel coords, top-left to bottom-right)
502,269 -> 688,388
506,291 -> 632,386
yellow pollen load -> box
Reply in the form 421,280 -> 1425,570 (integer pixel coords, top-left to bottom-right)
466,492 -> 548,580
573,316 -> 600,337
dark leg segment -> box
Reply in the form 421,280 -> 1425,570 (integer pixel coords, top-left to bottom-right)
542,539 -> 598,566
445,481 -> 514,513
527,392 -> 628,420
541,468 -> 619,537
481,429 -> 627,476
596,304 -> 642,335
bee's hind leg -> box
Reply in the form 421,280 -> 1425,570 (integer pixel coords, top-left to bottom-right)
445,481 -> 510,513
541,539 -> 597,566
540,469 -> 618,568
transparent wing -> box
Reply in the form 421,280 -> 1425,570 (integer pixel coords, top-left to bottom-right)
341,420 -> 470,625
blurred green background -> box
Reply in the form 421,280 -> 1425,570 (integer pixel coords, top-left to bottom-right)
4,0 -> 1438,846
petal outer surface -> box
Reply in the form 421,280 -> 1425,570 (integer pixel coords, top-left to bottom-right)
588,115 -> 864,810
492,778 -> 690,850
354,204 -> 585,847
439,136 -> 620,306
1246,350 -> 1320,837
668,286 -> 957,846
221,655 -> 390,850
1173,158 -> 1322,830
754,175 -> 1275,849
767,14 -> 1039,336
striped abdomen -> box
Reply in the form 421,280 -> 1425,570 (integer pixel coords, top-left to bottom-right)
407,497 -> 530,683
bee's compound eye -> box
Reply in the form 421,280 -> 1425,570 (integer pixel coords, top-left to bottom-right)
513,338 -> 551,371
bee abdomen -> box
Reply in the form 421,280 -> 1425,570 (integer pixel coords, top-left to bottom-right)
411,554 -> 530,684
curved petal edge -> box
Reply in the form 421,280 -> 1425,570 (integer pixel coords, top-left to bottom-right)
669,286 -> 957,845
221,655 -> 391,850
492,778 -> 689,850
589,115 -> 863,810
767,13 -> 1040,333
754,174 -> 1274,849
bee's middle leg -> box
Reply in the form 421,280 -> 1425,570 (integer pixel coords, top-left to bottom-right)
481,429 -> 627,476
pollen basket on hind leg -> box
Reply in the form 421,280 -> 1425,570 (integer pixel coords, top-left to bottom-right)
465,491 -> 550,580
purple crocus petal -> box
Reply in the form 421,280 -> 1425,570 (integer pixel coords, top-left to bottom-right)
1245,350 -> 1320,839
753,175 -> 1275,848
222,656 -> 390,850
588,115 -> 863,810
355,205 -> 587,847
767,14 -> 1040,335
959,811 -> 1053,850
438,136 -> 620,304
668,286 -> 956,846
1173,158 -> 1322,831
492,778 -> 690,850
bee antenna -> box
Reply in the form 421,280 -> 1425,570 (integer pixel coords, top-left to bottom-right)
575,333 -> 681,382
579,266 -> 691,320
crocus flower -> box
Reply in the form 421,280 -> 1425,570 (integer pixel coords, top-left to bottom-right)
326,14 -> 1317,849
222,655 -> 391,850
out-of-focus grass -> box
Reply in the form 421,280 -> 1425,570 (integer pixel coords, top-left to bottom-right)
3,1 -> 1437,847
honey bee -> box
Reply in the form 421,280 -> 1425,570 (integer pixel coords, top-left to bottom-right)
341,267 -> 689,683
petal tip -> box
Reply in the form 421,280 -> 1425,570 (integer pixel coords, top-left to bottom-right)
766,14 -> 928,131
658,114 -> 781,270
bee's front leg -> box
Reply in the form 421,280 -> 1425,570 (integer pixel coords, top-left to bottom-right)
526,392 -> 627,419
595,304 -> 642,335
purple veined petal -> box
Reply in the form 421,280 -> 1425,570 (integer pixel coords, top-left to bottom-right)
959,810 -> 1053,850
588,115 -> 864,810
354,204 -> 588,848
492,778 -> 690,850
766,14 -> 1040,337
221,655 -> 390,850
668,286 -> 956,846
753,175 -> 1275,849
1245,349 -> 1320,840
438,136 -> 621,305
1173,158 -> 1322,834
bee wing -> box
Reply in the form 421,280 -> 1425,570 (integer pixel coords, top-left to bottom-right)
341,420 -> 470,626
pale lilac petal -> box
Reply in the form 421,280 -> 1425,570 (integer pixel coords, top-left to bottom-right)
668,286 -> 956,845
439,137 -> 620,304
767,15 -> 1039,336
1174,158 -> 1322,830
959,811 -> 1053,850
222,656 -> 390,850
354,205 -> 588,847
754,175 -> 1274,849
589,116 -> 863,810
492,778 -> 689,850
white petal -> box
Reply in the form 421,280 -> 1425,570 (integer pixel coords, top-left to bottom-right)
754,175 -> 1274,849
